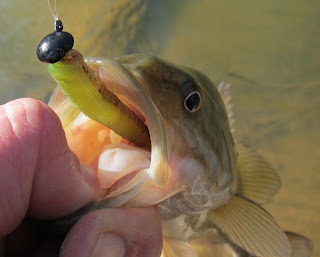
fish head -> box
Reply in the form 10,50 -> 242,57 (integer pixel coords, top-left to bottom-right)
49,53 -> 237,212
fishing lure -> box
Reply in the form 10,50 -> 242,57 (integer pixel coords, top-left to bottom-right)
36,20 -> 150,147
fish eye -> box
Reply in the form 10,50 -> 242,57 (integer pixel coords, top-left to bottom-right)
184,91 -> 201,112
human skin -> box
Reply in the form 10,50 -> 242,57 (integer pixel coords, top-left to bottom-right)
0,98 -> 162,257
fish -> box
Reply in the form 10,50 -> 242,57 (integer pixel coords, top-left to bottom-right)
47,52 -> 313,257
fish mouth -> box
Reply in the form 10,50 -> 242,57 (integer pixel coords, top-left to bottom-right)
50,55 -> 173,206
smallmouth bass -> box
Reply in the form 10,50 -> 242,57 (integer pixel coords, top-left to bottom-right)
46,52 -> 312,257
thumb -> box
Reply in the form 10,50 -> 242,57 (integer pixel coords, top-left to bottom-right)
0,98 -> 100,237
60,206 -> 163,257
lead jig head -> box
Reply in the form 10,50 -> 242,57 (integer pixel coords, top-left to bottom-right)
36,20 -> 74,63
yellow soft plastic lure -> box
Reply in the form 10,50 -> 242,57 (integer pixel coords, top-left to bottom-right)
37,20 -> 150,147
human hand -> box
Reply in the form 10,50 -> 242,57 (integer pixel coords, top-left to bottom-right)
0,98 -> 162,257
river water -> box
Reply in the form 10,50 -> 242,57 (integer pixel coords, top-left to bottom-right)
1,0 -> 319,255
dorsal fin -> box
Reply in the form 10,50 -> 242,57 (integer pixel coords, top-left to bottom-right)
217,82 -> 235,133
286,232 -> 313,257
236,142 -> 281,204
209,194 -> 292,257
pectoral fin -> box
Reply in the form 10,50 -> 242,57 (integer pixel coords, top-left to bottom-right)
286,232 -> 313,257
236,143 -> 281,204
209,194 -> 292,257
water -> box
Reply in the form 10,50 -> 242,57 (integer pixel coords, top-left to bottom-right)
1,0 -> 319,255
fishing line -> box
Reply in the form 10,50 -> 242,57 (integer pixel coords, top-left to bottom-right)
47,0 -> 59,27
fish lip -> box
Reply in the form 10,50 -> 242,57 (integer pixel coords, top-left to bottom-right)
85,56 -> 170,189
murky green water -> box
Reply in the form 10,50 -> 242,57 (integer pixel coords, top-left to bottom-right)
1,0 -> 319,255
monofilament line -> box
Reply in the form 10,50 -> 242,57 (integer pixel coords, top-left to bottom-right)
48,0 -> 59,25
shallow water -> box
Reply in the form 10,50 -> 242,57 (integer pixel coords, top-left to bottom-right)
1,0 -> 319,255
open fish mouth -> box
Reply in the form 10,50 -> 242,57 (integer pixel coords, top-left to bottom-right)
49,54 -> 175,207
49,52 -> 234,211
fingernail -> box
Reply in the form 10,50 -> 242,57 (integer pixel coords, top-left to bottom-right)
91,233 -> 126,257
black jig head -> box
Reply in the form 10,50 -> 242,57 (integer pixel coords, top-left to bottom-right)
36,20 -> 74,63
